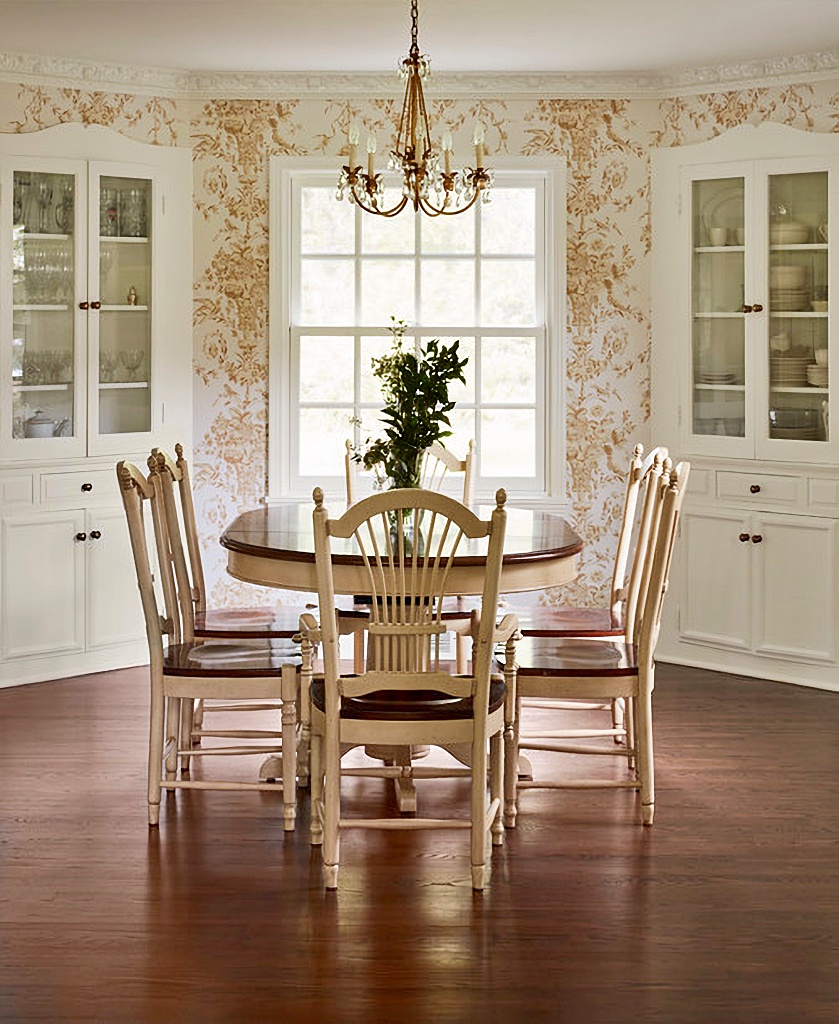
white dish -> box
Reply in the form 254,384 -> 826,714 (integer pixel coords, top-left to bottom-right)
701,185 -> 744,237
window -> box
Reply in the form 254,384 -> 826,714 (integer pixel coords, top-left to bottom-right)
268,158 -> 565,503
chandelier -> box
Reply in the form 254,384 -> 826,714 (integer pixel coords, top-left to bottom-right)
336,0 -> 493,217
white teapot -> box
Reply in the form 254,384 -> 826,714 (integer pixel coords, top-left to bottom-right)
24,409 -> 69,438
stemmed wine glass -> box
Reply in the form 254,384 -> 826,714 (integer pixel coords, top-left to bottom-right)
36,177 -> 54,234
119,349 -> 144,382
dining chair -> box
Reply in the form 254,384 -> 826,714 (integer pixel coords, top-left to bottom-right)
151,445 -> 366,766
116,460 -> 300,830
345,438 -> 475,506
304,485 -> 517,890
499,460 -> 689,828
510,444 -> 669,751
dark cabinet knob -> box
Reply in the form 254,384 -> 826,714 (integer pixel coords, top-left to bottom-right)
90,300 -> 102,310
79,301 -> 89,310
739,533 -> 751,543
752,303 -> 763,312
75,532 -> 87,542
89,530 -> 101,540
750,484 -> 761,493
751,534 -> 763,544
741,304 -> 753,313
81,482 -> 93,492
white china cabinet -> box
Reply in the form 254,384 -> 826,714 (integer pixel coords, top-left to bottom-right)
0,124 -> 192,686
652,124 -> 839,691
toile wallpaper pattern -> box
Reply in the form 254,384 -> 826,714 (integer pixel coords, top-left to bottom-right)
2,76 -> 838,607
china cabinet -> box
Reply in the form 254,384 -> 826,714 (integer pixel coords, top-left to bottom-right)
652,124 -> 839,691
0,124 -> 192,687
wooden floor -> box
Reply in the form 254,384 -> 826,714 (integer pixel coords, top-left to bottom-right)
1,663 -> 837,1023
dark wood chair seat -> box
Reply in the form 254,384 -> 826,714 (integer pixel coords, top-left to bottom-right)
195,598 -> 368,640
311,677 -> 506,720
513,605 -> 623,637
164,640 -> 302,677
503,636 -> 638,677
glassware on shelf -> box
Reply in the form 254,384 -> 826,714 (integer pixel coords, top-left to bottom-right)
119,188 -> 147,237
36,178 -> 54,234
55,182 -> 74,233
99,350 -> 117,383
119,348 -> 144,381
100,188 -> 119,236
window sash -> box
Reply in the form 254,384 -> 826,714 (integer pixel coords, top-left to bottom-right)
268,159 -> 565,505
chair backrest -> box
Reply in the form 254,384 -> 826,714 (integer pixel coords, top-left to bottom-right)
345,439 -> 476,507
609,444 -> 668,622
312,486 -> 507,706
116,460 -> 176,667
632,460 -> 690,664
149,447 -> 205,641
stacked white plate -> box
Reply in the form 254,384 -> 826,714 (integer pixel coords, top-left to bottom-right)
770,289 -> 810,311
698,370 -> 736,385
806,364 -> 829,388
770,222 -> 810,245
770,355 -> 810,386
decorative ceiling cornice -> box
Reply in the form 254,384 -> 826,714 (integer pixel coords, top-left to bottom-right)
2,46 -> 839,100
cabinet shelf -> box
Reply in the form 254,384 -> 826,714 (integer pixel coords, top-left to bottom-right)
770,243 -> 827,251
100,304 -> 149,312
693,312 -> 743,319
19,232 -> 71,241
770,385 -> 829,394
12,382 -> 71,392
694,245 -> 745,253
98,381 -> 149,390
769,311 -> 828,318
695,383 -> 745,391
13,304 -> 71,312
99,235 -> 149,244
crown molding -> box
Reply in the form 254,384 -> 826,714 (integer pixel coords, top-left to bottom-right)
2,47 -> 839,100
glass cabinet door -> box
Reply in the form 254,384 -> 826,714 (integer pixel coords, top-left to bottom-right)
10,168 -> 80,445
690,176 -> 747,440
92,172 -> 152,438
766,170 -> 828,445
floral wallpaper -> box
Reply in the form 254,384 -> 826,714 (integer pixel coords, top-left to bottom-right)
1,72 -> 837,609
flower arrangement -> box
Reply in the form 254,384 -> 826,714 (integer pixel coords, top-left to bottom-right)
354,318 -> 468,490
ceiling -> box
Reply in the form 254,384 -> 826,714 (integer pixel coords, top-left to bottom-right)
2,0 -> 839,77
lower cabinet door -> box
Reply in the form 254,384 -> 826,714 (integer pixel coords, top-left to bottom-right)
1,511 -> 86,659
680,509 -> 752,650
752,513 -> 837,662
85,507 -> 145,649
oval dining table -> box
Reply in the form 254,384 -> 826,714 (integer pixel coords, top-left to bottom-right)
220,499 -> 583,811
220,500 -> 584,596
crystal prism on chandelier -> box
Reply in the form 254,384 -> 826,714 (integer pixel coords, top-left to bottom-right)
336,0 -> 493,217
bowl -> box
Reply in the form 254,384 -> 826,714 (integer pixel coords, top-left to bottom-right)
770,222 -> 810,245
811,300 -> 829,313
815,349 -> 829,366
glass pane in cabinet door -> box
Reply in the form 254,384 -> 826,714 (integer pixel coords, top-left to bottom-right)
767,172 -> 828,442
97,175 -> 151,434
691,178 -> 746,437
11,170 -> 77,440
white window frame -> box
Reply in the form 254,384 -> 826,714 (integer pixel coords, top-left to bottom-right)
268,156 -> 566,507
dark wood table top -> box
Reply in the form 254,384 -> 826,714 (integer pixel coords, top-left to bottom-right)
220,502 -> 583,596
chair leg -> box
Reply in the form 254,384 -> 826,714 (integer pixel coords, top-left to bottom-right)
280,664 -> 298,832
164,696 -> 179,781
470,736 -> 488,891
503,693 -> 520,828
635,691 -> 655,826
179,698 -> 193,775
490,730 -> 504,846
148,679 -> 165,827
191,697 -> 205,745
309,732 -> 324,846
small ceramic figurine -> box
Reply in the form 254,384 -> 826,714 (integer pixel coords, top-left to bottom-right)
127,285 -> 137,306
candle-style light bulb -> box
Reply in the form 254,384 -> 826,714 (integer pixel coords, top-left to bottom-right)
473,122 -> 485,168
442,130 -> 453,174
348,123 -> 360,168
367,132 -> 377,177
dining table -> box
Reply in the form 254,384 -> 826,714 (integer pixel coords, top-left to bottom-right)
220,499 -> 583,811
220,500 -> 583,596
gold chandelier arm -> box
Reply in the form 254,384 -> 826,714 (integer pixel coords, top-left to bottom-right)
416,187 -> 482,218
349,183 -> 410,218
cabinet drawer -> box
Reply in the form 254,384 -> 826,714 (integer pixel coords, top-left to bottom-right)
716,471 -> 798,505
40,469 -> 117,505
1,475 -> 34,507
